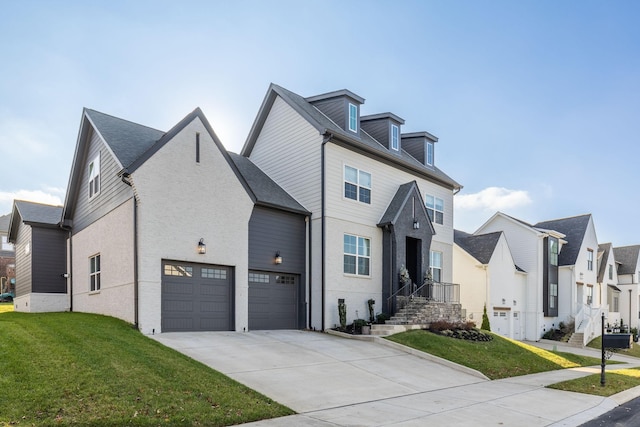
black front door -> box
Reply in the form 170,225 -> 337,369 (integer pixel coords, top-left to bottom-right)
406,236 -> 422,288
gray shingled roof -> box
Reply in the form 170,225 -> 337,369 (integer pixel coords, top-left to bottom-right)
454,229 -> 501,265
243,84 -> 461,191
228,153 -> 309,215
598,243 -> 612,283
85,109 -> 165,169
613,245 -> 640,275
15,200 -> 63,225
0,214 -> 10,233
377,181 -> 435,234
534,214 -> 591,266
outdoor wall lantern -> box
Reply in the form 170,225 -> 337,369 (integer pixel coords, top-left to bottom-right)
197,238 -> 206,255
413,220 -> 420,229
274,251 -> 283,265
579,272 -> 584,280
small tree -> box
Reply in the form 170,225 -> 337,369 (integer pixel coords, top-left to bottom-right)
481,304 -> 491,331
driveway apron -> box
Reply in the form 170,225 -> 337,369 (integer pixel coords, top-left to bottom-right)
151,330 -> 619,426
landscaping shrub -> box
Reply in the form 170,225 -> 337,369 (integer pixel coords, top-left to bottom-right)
481,304 -> 491,331
428,320 -> 493,342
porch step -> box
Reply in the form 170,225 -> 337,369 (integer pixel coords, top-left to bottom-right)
567,332 -> 584,347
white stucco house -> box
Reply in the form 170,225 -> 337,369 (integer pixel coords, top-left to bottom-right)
453,230 -> 527,339
612,245 -> 640,330
474,212 -> 602,343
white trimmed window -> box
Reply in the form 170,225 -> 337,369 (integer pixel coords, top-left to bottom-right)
425,195 -> 444,225
348,103 -> 358,132
586,285 -> 593,305
344,234 -> 370,276
549,283 -> 558,309
344,165 -> 371,204
609,264 -> 613,280
426,141 -> 434,166
89,254 -> 101,291
587,249 -> 594,271
88,153 -> 101,199
391,124 -> 399,151
550,239 -> 559,266
430,250 -> 442,282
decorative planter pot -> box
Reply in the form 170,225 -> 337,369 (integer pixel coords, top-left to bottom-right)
361,325 -> 371,335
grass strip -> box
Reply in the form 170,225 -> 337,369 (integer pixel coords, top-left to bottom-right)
548,368 -> 640,396
0,312 -> 293,426
386,329 -> 605,379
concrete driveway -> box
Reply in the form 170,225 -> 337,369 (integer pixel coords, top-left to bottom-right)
151,330 -> 626,426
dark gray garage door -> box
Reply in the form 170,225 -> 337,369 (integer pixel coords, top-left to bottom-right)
248,271 -> 298,330
162,261 -> 233,332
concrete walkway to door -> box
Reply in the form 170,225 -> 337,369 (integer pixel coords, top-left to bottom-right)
151,330 -> 638,426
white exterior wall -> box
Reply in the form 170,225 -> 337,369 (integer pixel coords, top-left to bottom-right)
133,117 -> 253,334
453,245 -> 487,327
454,234 -> 527,340
71,199 -> 135,323
602,248 -> 619,324
477,214 -> 544,340
14,293 -> 69,313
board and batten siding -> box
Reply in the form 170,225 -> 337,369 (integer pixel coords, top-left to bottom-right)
31,227 -> 67,293
133,117 -> 253,334
249,96 -> 322,216
14,223 -> 32,298
71,128 -> 135,233
248,206 -> 306,273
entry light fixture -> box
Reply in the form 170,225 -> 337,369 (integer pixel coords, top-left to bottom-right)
197,238 -> 206,255
413,220 -> 420,229
274,251 -> 283,265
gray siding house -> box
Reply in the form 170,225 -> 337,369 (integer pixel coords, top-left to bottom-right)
8,200 -> 67,312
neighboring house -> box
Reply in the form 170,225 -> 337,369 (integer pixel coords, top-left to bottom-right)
453,230 -> 527,339
533,214 -> 602,344
0,213 -> 16,294
476,213 -> 601,342
612,245 -> 640,330
598,243 -> 621,327
7,201 -> 67,311
61,107 -> 309,334
242,84 -> 462,330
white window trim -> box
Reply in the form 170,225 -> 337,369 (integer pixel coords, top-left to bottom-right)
391,124 -> 399,151
89,253 -> 101,292
343,233 -> 371,277
88,152 -> 101,200
343,164 -> 371,204
425,194 -> 444,225
348,103 -> 358,132
430,250 -> 443,282
426,141 -> 434,166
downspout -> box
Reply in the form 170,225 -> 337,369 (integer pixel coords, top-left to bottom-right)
307,215 -> 312,329
121,172 -> 139,329
61,223 -> 73,312
321,132 -> 333,331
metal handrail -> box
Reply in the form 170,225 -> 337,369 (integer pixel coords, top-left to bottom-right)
386,282 -> 413,313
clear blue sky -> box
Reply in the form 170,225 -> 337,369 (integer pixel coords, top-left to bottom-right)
1,0 -> 639,246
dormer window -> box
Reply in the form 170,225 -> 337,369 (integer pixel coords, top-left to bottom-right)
348,103 -> 358,132
426,141 -> 434,166
88,153 -> 100,199
391,124 -> 399,151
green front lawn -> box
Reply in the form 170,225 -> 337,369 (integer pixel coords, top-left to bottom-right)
548,367 -> 640,396
0,302 -> 13,313
387,329 -> 605,379
0,312 -> 293,426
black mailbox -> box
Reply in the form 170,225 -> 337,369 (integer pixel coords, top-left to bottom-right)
603,333 -> 632,349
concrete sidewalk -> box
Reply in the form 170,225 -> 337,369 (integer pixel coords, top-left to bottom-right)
151,331 -> 640,426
